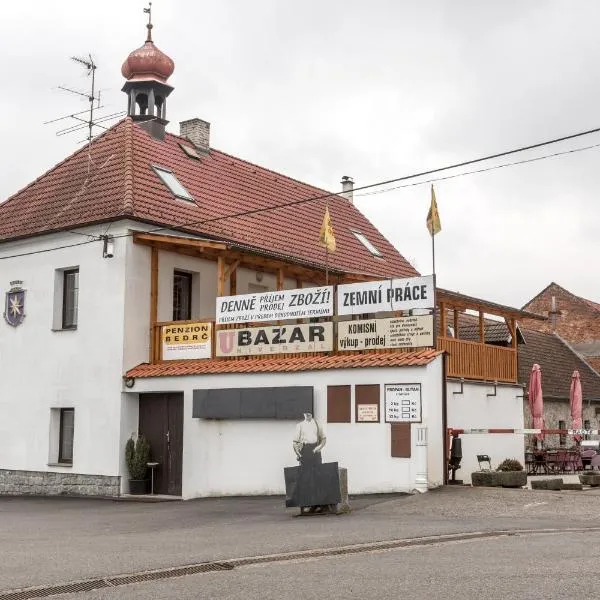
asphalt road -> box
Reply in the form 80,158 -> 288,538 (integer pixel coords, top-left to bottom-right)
20,530 -> 600,600
2,486 -> 600,596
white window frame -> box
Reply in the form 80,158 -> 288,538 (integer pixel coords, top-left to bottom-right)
351,231 -> 383,258
152,165 -> 194,201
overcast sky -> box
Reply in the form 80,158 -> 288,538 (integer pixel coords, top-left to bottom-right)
2,1 -> 599,308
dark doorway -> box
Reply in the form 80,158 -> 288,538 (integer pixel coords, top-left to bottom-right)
138,393 -> 184,496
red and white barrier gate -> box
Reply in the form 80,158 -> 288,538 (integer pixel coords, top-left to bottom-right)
448,428 -> 599,436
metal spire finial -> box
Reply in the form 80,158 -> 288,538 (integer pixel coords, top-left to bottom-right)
143,2 -> 153,42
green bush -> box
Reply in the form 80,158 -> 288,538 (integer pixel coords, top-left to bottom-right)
125,435 -> 151,480
496,458 -> 524,472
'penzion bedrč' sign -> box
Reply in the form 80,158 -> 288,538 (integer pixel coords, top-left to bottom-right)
162,322 -> 212,360
337,275 -> 435,315
216,286 -> 334,324
216,322 -> 333,356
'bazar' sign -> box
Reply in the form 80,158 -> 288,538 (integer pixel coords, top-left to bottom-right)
216,322 -> 333,357
216,286 -> 334,324
337,275 -> 434,315
162,322 -> 212,360
337,315 -> 434,351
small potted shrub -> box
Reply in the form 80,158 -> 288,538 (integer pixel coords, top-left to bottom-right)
496,458 -> 527,488
125,435 -> 151,495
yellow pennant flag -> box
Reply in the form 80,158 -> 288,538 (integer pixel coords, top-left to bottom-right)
426,185 -> 442,236
319,206 -> 336,252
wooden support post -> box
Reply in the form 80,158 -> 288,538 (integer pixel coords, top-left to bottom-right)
150,247 -> 159,362
453,308 -> 459,340
440,301 -> 447,338
217,256 -> 226,297
510,317 -> 518,383
277,268 -> 284,291
228,261 -> 238,297
479,310 -> 485,344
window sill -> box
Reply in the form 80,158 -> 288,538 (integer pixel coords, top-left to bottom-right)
47,463 -> 73,468
51,327 -> 78,332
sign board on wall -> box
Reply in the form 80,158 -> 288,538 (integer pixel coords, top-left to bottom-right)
357,404 -> 379,422
337,315 -> 434,351
337,275 -> 434,315
216,286 -> 334,324
384,383 -> 422,423
216,322 -> 333,357
162,322 -> 212,360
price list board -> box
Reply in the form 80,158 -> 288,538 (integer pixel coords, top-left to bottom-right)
384,383 -> 422,423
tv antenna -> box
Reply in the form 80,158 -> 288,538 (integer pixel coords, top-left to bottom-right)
45,55 -> 125,144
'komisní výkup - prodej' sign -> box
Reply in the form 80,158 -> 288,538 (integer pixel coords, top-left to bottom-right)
162,322 -> 212,360
216,323 -> 333,356
216,286 -> 333,324
337,275 -> 434,315
337,316 -> 434,351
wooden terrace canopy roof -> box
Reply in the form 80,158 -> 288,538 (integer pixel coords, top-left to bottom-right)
437,288 -> 546,322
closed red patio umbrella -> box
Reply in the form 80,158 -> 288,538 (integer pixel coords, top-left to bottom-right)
570,370 -> 583,444
528,363 -> 545,443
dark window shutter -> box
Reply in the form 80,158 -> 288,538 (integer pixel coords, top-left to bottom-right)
391,423 -> 411,458
327,386 -> 351,423
355,384 -> 380,423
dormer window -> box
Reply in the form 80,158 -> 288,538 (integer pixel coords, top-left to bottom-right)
152,165 -> 194,201
352,231 -> 383,258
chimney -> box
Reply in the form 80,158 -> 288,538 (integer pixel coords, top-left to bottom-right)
340,175 -> 354,204
550,295 -> 558,331
179,118 -> 210,153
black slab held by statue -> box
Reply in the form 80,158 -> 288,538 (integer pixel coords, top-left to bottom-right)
285,462 -> 341,511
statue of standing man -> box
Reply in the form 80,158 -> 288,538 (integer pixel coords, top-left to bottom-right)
293,412 -> 326,467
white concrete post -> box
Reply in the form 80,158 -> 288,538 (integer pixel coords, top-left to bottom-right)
414,426 -> 428,493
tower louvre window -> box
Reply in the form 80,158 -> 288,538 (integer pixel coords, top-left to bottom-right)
152,165 -> 194,201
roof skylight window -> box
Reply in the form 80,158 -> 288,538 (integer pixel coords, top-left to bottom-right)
352,231 -> 383,258
152,165 -> 194,201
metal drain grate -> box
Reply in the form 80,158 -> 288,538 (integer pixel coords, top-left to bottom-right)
0,563 -> 234,600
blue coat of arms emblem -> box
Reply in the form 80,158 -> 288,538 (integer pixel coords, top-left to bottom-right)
4,281 -> 26,327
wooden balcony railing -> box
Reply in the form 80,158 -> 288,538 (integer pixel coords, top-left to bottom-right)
436,336 -> 517,383
151,322 -> 518,384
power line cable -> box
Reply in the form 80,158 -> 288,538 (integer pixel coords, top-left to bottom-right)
3,124 -> 600,260
356,140 -> 600,197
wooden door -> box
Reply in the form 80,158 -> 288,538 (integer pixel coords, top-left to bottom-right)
138,393 -> 184,495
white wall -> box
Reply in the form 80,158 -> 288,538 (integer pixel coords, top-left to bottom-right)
128,356 -> 445,498
446,380 -> 525,483
0,224 -> 132,476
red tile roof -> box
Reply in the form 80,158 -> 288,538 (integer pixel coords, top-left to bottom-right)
126,349 -> 441,378
0,118 -> 418,279
518,328 -> 600,400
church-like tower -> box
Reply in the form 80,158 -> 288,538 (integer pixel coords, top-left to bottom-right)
121,5 -> 175,138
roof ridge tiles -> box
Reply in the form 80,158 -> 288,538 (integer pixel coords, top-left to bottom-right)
122,117 -> 135,215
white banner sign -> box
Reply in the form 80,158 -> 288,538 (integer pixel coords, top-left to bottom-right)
216,322 -> 333,357
337,316 -> 434,351
385,383 -> 422,423
357,404 -> 379,423
216,286 -> 334,324
337,275 -> 434,315
162,322 -> 212,360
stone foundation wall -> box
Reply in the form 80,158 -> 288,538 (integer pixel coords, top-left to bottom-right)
0,469 -> 120,497
523,399 -> 600,448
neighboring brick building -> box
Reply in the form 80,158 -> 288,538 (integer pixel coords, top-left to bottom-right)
522,282 -> 600,373
519,328 -> 600,448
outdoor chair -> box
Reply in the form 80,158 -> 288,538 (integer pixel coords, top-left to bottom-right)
581,449 -> 596,470
477,454 -> 492,471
